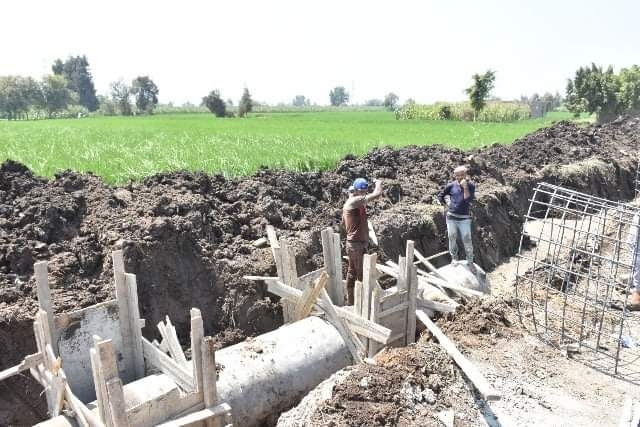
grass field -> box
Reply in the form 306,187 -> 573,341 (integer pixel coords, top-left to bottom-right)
0,111 -> 584,184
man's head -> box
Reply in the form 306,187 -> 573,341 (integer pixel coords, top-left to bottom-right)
349,178 -> 369,195
453,165 -> 468,182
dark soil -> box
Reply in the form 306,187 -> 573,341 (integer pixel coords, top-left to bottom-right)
311,340 -> 480,426
0,116 -> 639,425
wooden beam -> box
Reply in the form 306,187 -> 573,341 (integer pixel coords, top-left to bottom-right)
298,268 -> 325,287
0,353 -> 43,381
332,232 -> 344,305
318,289 -> 364,363
322,228 -> 342,306
50,369 -> 66,416
34,261 -> 56,356
64,379 -> 103,427
368,287 -> 382,357
96,338 -> 129,426
416,310 -> 501,401
125,273 -> 145,378
245,276 -> 393,344
142,338 -> 195,393
164,317 -> 188,368
90,346 -> 108,424
294,272 -> 328,320
112,250 -> 135,380
201,336 -> 219,427
414,249 -> 447,281
406,264 -> 418,345
414,250 -> 449,264
279,238 -> 300,323
190,308 -> 205,394
156,402 -> 232,427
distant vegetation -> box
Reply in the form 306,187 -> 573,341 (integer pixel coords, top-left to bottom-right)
396,101 -> 531,122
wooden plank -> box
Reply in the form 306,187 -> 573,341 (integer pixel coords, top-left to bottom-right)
279,238 -> 300,323
332,232 -> 344,306
125,273 -> 145,379
96,338 -> 127,426
405,241 -> 415,280
413,250 -> 449,264
112,250 -> 135,380
321,228 -> 341,305
414,248 -> 447,281
318,289 -> 364,363
378,301 -> 409,318
34,261 -> 56,356
294,272 -> 328,320
63,382 -> 95,427
51,370 -> 66,416
298,268 -> 325,287
406,264 -> 418,345
354,281 -> 363,320
266,225 -> 280,251
416,310 -> 501,401
244,276 -> 393,344
0,353 -> 43,381
190,308 -> 205,394
156,402 -> 232,427
201,336 -> 219,427
164,316 -> 188,368
90,347 -> 108,424
368,287 -> 382,357
142,338 -> 195,393
106,378 -> 130,427
397,256 -> 407,291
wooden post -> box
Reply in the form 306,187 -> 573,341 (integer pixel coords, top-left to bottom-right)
125,273 -> 145,378
96,338 -> 130,426
294,272 -> 328,320
266,225 -> 284,280
35,261 -> 56,356
397,256 -> 407,290
190,308 -> 205,394
361,253 -> 377,352
333,232 -> 343,303
368,287 -> 382,357
279,238 -> 300,323
112,250 -> 135,381
406,264 -> 418,345
405,241 -> 415,284
201,337 -> 220,427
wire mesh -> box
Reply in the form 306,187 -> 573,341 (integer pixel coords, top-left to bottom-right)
515,182 -> 640,380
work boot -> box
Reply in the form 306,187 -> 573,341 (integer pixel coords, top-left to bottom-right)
628,291 -> 640,311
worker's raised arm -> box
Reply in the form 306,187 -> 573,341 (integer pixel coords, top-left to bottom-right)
365,179 -> 383,202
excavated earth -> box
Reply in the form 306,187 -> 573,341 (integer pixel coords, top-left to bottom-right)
0,116 -> 639,425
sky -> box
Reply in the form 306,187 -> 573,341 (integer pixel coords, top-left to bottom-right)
1,0 -> 639,106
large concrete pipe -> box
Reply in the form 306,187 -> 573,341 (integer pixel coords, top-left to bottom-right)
37,316 -> 352,427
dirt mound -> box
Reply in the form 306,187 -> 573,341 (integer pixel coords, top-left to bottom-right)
0,116 -> 639,425
434,297 -> 521,350
279,340 -> 481,426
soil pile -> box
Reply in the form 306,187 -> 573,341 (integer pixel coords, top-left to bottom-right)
278,339 -> 481,426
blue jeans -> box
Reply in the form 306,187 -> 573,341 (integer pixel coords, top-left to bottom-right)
446,217 -> 474,263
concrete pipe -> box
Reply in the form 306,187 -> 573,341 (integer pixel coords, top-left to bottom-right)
37,316 -> 352,427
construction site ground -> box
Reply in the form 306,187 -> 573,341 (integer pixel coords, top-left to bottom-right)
1,116 -> 639,425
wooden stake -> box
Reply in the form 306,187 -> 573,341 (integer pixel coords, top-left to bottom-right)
294,272 -> 328,320
416,310 -> 501,401
190,308 -> 205,394
201,337 -> 220,427
125,273 -> 145,378
406,264 -> 418,345
318,288 -> 364,363
368,287 -> 382,357
112,250 -> 135,381
35,261 -> 56,356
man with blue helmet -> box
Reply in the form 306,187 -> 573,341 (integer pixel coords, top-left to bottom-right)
342,177 -> 383,305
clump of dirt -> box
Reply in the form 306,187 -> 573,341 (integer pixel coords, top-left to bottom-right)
434,297 -> 521,349
285,340 -> 480,426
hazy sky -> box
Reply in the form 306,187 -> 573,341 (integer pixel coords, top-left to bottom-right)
2,0 -> 638,106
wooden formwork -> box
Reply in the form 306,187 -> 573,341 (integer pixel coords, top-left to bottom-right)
0,251 -> 233,427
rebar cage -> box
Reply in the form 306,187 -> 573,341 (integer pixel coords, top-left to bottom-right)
636,156 -> 640,198
515,183 -> 640,379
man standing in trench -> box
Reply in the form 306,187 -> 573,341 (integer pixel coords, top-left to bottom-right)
437,165 -> 476,273
342,177 -> 383,305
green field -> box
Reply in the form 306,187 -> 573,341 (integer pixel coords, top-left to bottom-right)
0,111 -> 582,184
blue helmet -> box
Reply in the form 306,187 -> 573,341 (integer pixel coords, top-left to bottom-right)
353,178 -> 369,191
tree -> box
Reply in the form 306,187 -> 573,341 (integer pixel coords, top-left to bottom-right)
329,86 -> 349,106
465,70 -> 496,120
110,79 -> 132,116
618,65 -> 640,112
566,63 -> 620,123
40,75 -> 75,118
53,56 -> 99,111
131,76 -> 159,114
0,76 -> 40,120
238,87 -> 253,117
384,92 -> 399,110
292,95 -> 310,107
202,90 -> 226,117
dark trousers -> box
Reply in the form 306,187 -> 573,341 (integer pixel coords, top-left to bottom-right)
346,240 -> 368,305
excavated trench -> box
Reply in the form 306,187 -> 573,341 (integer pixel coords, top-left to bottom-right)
0,117 -> 639,425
